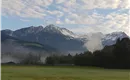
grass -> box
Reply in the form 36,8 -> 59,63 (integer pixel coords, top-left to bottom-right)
1,65 -> 130,80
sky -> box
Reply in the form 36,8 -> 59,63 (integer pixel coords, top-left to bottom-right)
1,0 -> 130,36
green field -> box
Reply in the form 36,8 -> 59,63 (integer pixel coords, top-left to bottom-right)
2,66 -> 130,80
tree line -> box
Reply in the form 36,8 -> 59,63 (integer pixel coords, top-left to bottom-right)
46,37 -> 130,69
4,37 -> 130,69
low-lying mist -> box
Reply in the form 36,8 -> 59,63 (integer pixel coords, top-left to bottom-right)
1,42 -> 56,63
84,32 -> 104,53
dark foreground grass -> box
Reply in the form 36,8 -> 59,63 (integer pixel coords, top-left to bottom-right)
1,65 -> 130,80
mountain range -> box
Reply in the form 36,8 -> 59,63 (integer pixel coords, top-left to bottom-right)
1,24 -> 129,54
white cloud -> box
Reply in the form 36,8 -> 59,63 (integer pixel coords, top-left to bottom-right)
55,0 -> 65,4
65,12 -> 104,25
65,18 -> 76,24
80,0 -> 130,9
55,0 -> 130,9
2,0 -> 129,18
2,0 -> 130,36
47,10 -> 63,17
63,0 -> 76,8
2,0 -> 53,18
69,26 -> 96,34
56,19 -> 62,24
32,0 -> 53,7
55,0 -> 76,7
118,0 -> 130,9
68,12 -> 130,36
20,19 -> 30,22
102,12 -> 129,35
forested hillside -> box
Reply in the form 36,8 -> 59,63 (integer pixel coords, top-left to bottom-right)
46,37 -> 130,69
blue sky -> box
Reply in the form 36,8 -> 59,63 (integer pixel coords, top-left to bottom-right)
2,0 -> 130,36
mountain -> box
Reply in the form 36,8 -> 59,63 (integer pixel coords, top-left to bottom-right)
43,24 -> 77,38
1,33 -> 58,54
78,32 -> 129,46
102,32 -> 128,46
1,33 -> 59,63
2,24 -> 86,53
2,25 -> 129,63
2,24 -> 129,54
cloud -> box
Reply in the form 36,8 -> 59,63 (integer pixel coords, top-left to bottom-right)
55,0 -> 76,7
103,12 -> 130,35
65,12 -> 104,24
65,18 -> 76,24
68,11 -> 129,36
20,19 -> 30,22
2,0 -> 130,36
2,0 -> 129,18
2,0 -> 53,18
55,0 -> 65,4
80,0 -> 130,9
32,0 -> 53,7
47,10 -> 64,18
84,33 -> 104,52
56,19 -> 63,24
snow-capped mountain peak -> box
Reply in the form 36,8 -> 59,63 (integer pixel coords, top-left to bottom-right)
102,31 -> 128,46
14,26 -> 44,34
60,28 -> 77,38
43,24 -> 77,38
26,26 -> 44,33
103,32 -> 128,40
43,24 -> 61,33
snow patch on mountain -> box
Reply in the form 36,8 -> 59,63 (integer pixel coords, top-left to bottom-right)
102,32 -> 128,46
43,24 -> 78,38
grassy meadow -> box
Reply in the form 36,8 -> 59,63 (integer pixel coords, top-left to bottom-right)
1,65 -> 130,80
